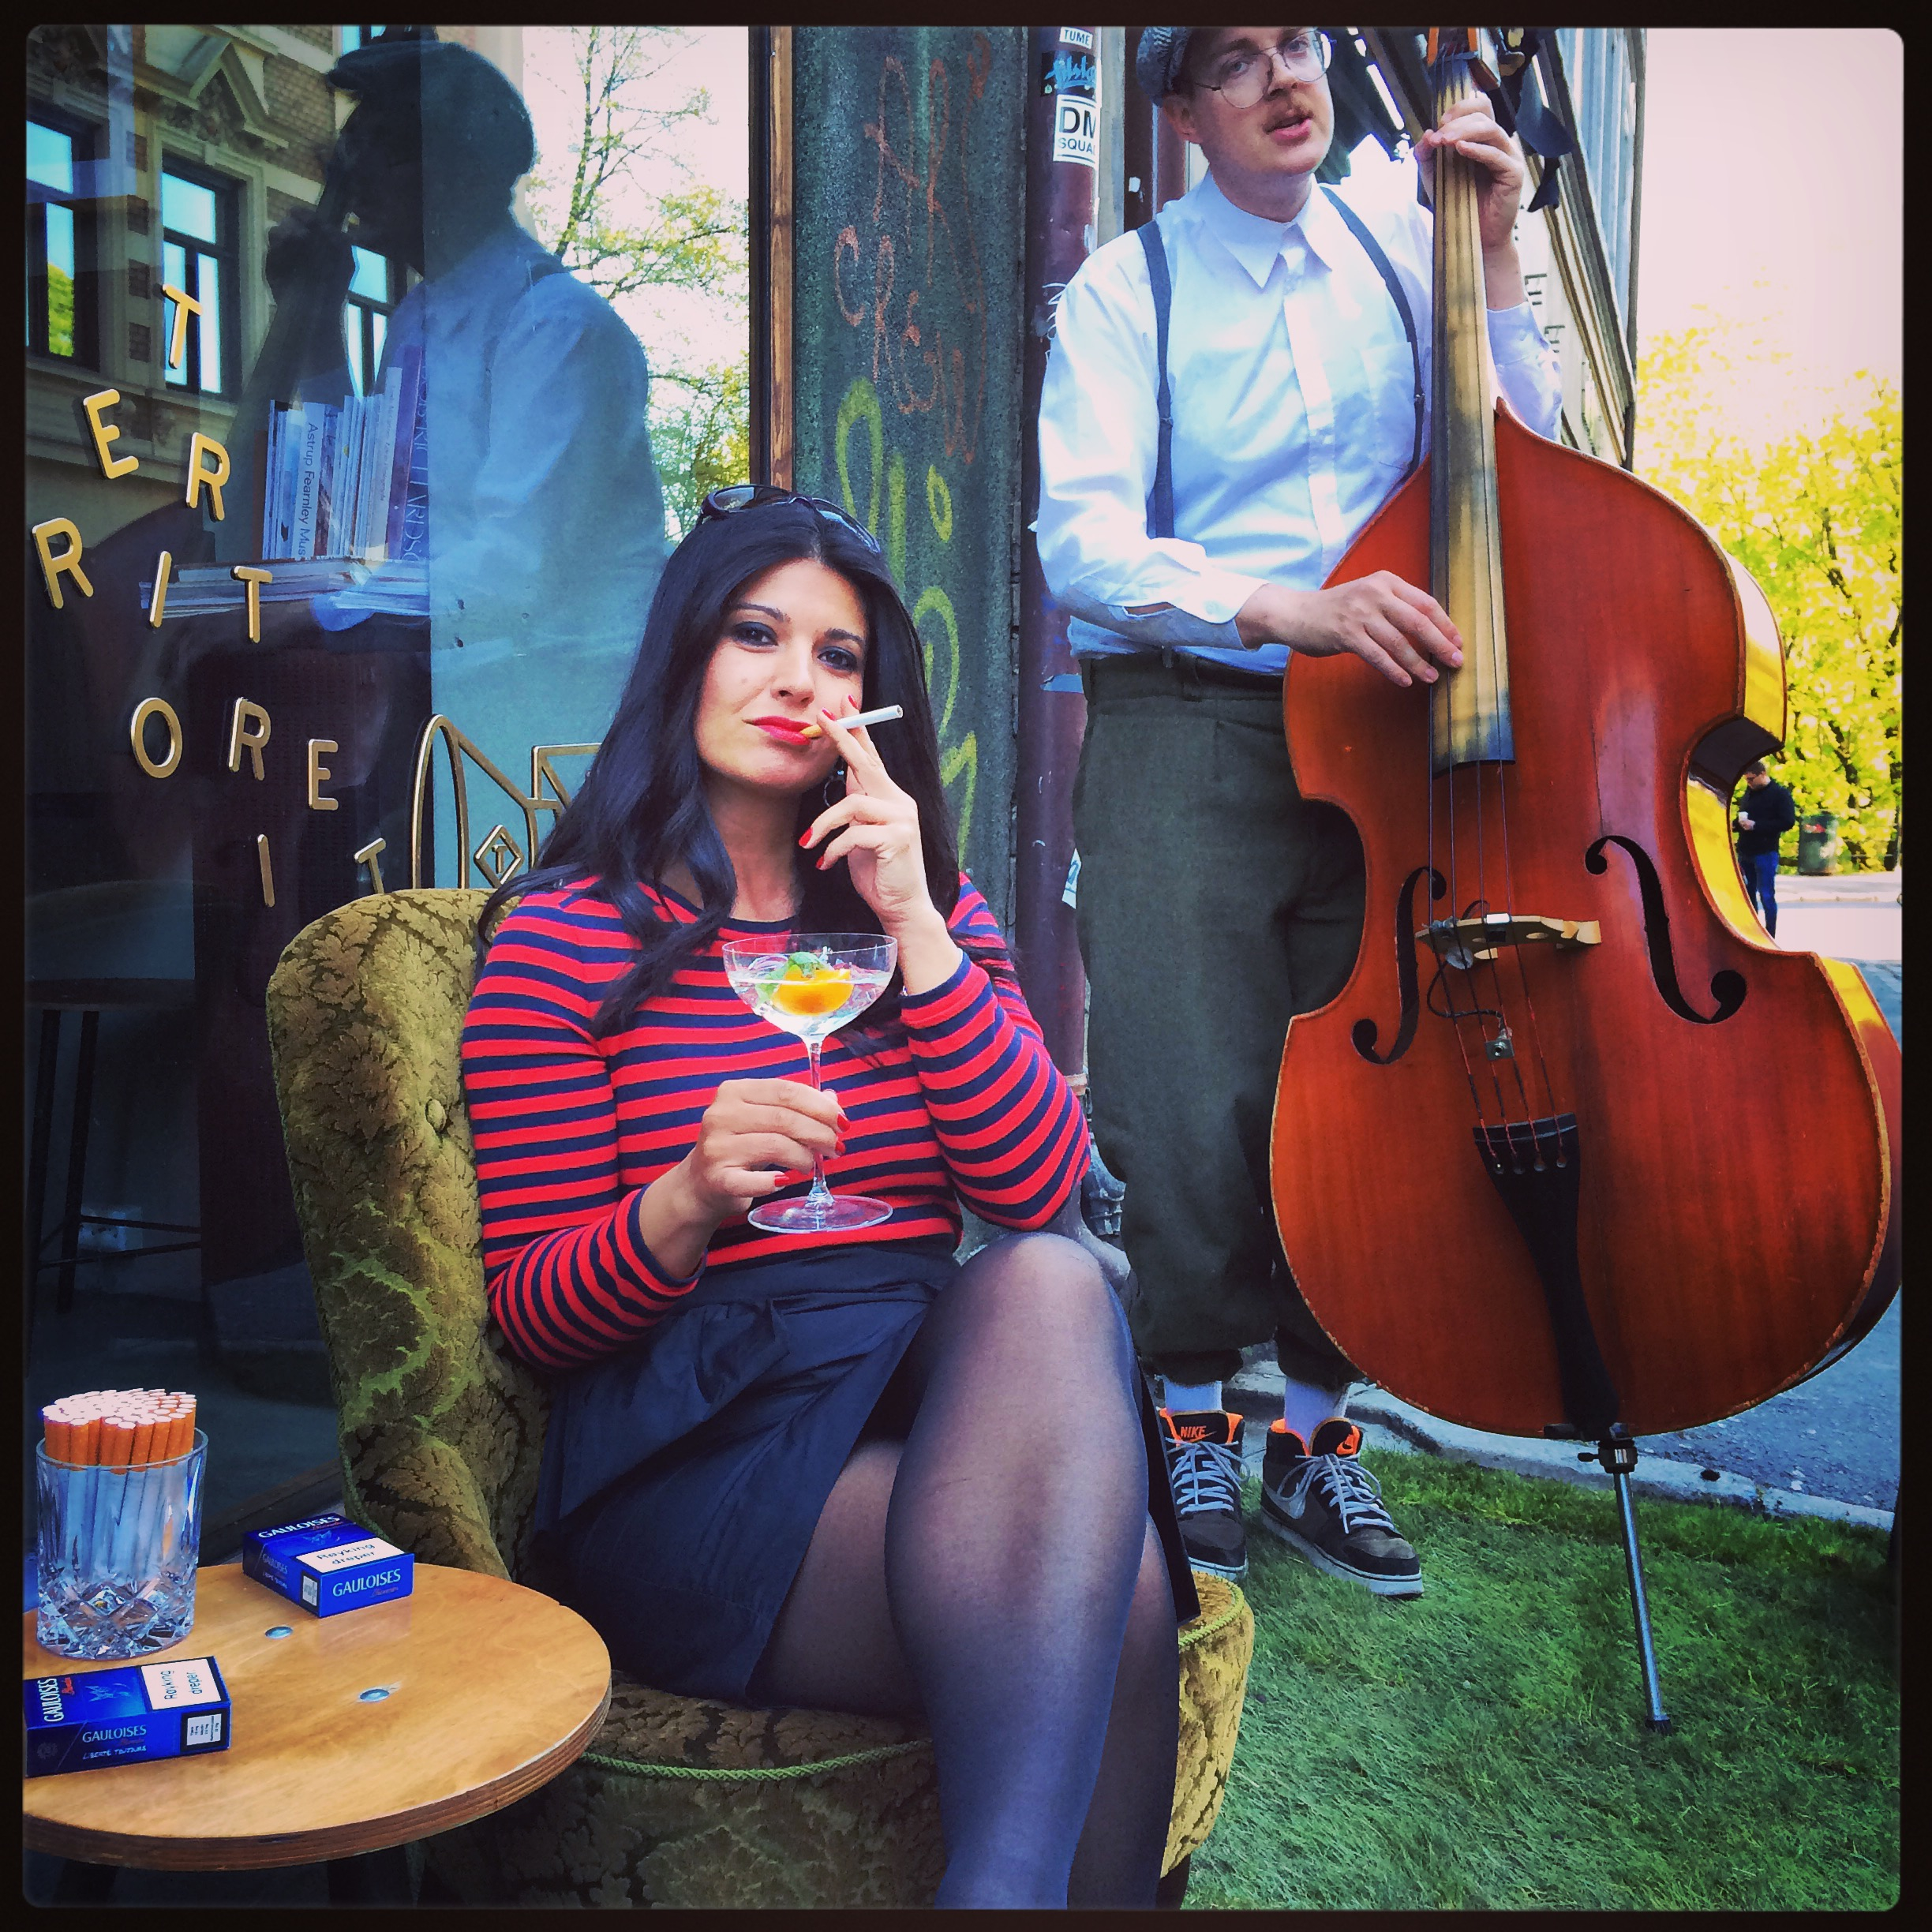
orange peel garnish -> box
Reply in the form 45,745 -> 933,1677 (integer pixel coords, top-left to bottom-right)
771,968 -> 852,1017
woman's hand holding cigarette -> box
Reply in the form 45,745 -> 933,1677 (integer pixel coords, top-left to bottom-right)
798,696 -> 961,993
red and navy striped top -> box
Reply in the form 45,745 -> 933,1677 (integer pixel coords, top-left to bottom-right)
462,876 -> 1089,1371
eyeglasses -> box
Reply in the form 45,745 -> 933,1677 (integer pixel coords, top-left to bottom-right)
699,484 -> 882,555
1193,29 -> 1332,109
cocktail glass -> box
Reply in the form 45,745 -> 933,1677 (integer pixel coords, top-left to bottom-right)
721,932 -> 898,1232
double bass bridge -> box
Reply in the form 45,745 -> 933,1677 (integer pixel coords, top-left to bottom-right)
1419,912 -> 1602,971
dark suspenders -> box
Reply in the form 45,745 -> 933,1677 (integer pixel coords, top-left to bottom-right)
1319,185 -> 1425,481
1136,182 -> 1424,545
1137,218 -> 1178,543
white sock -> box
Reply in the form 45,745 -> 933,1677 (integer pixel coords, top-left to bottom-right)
1163,1378 -> 1222,1416
1279,1374 -> 1348,1446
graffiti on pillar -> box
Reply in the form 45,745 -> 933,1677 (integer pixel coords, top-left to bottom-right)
832,374 -> 977,853
793,27 -> 1026,920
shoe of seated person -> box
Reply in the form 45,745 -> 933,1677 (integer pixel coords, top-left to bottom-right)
1259,1417 -> 1423,1597
1157,1408 -> 1247,1582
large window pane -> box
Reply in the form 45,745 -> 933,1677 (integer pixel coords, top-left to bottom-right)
160,169 -> 218,244
25,20 -> 747,1571
27,119 -> 73,192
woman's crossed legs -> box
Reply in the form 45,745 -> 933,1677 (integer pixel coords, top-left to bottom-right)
750,1232 -> 1181,1908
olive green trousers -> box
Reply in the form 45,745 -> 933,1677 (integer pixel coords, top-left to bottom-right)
1073,653 -> 1365,1389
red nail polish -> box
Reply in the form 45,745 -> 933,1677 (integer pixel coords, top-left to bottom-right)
798,830 -> 813,848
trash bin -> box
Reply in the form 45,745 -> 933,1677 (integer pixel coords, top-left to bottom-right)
1796,812 -> 1842,875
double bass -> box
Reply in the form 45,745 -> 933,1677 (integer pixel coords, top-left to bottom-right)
1270,30 -> 1900,1712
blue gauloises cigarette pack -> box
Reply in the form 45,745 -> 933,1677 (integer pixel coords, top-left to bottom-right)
242,1511 -> 414,1616
24,1655 -> 231,1777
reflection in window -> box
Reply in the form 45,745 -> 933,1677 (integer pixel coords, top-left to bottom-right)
1553,29 -> 1638,328
344,244 -> 399,396
27,114 -> 88,361
161,163 -> 234,395
339,26 -> 389,55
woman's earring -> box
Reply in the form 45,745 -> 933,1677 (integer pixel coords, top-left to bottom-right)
822,762 -> 846,810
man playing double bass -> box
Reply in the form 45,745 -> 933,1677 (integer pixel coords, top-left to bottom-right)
1036,27 -> 1563,1593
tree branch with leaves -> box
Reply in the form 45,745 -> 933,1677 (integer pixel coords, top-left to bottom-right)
1638,320 -> 1900,871
524,25 -> 751,537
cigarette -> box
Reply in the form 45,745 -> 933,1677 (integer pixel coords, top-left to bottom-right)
799,704 -> 904,740
43,1390 -> 200,1467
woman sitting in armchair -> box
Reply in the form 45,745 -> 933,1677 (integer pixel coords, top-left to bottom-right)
462,486 -> 1197,1909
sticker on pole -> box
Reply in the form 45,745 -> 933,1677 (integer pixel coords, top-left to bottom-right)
1054,93 -> 1098,168
1043,47 -> 1099,170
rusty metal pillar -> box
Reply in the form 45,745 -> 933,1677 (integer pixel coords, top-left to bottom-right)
1125,28 -> 1192,231
1016,25 -> 1103,1076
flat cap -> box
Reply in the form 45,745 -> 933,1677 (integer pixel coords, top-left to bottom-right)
1135,27 -> 1195,101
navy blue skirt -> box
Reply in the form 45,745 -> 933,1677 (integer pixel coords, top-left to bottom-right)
533,1237 -> 1197,1702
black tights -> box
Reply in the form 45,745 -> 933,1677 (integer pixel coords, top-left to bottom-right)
748,1233 -> 1181,1908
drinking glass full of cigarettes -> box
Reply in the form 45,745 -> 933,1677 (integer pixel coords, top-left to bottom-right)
36,1389 -> 205,1660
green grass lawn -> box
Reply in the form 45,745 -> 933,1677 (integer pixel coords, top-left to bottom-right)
1189,1455 -> 1898,1910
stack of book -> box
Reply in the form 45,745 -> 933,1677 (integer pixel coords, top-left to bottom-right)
137,557 -> 378,617
136,346 -> 429,621
261,344 -> 422,564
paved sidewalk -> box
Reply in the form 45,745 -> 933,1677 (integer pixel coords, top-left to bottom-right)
1767,869 -> 1901,964
1774,870 -> 1901,903
1226,1356 -> 1895,1533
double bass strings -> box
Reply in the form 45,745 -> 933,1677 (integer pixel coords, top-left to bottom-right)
1426,635 -> 1488,1118
1494,762 -> 1563,1124
1424,32 -> 1552,1131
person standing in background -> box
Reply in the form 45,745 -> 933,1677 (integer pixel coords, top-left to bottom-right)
1735,760 -> 1796,937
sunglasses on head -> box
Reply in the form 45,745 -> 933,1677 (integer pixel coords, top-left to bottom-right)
699,484 -> 883,555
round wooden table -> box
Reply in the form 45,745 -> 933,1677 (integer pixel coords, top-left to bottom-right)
23,1562 -> 611,1870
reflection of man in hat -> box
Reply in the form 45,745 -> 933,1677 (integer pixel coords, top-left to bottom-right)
245,35 -> 668,780
1038,28 -> 1563,1596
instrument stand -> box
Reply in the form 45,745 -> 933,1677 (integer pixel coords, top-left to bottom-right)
1576,1431 -> 1672,1732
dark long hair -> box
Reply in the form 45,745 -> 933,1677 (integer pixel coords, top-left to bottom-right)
480,500 -> 968,1039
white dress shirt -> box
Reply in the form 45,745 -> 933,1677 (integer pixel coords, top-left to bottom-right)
1035,164 -> 1563,677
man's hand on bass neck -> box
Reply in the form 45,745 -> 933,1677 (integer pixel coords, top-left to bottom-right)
1235,573 -> 1465,689
1417,95 -> 1531,310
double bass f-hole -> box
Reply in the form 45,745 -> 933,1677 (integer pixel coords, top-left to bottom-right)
1351,865 -> 1445,1065
1586,835 -> 1747,1025
1354,832 -> 1747,1069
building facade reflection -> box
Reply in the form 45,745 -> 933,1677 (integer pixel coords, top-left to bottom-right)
24,24 -> 704,1544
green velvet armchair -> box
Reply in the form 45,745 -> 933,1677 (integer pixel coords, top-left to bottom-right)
264,888 -> 1252,1907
